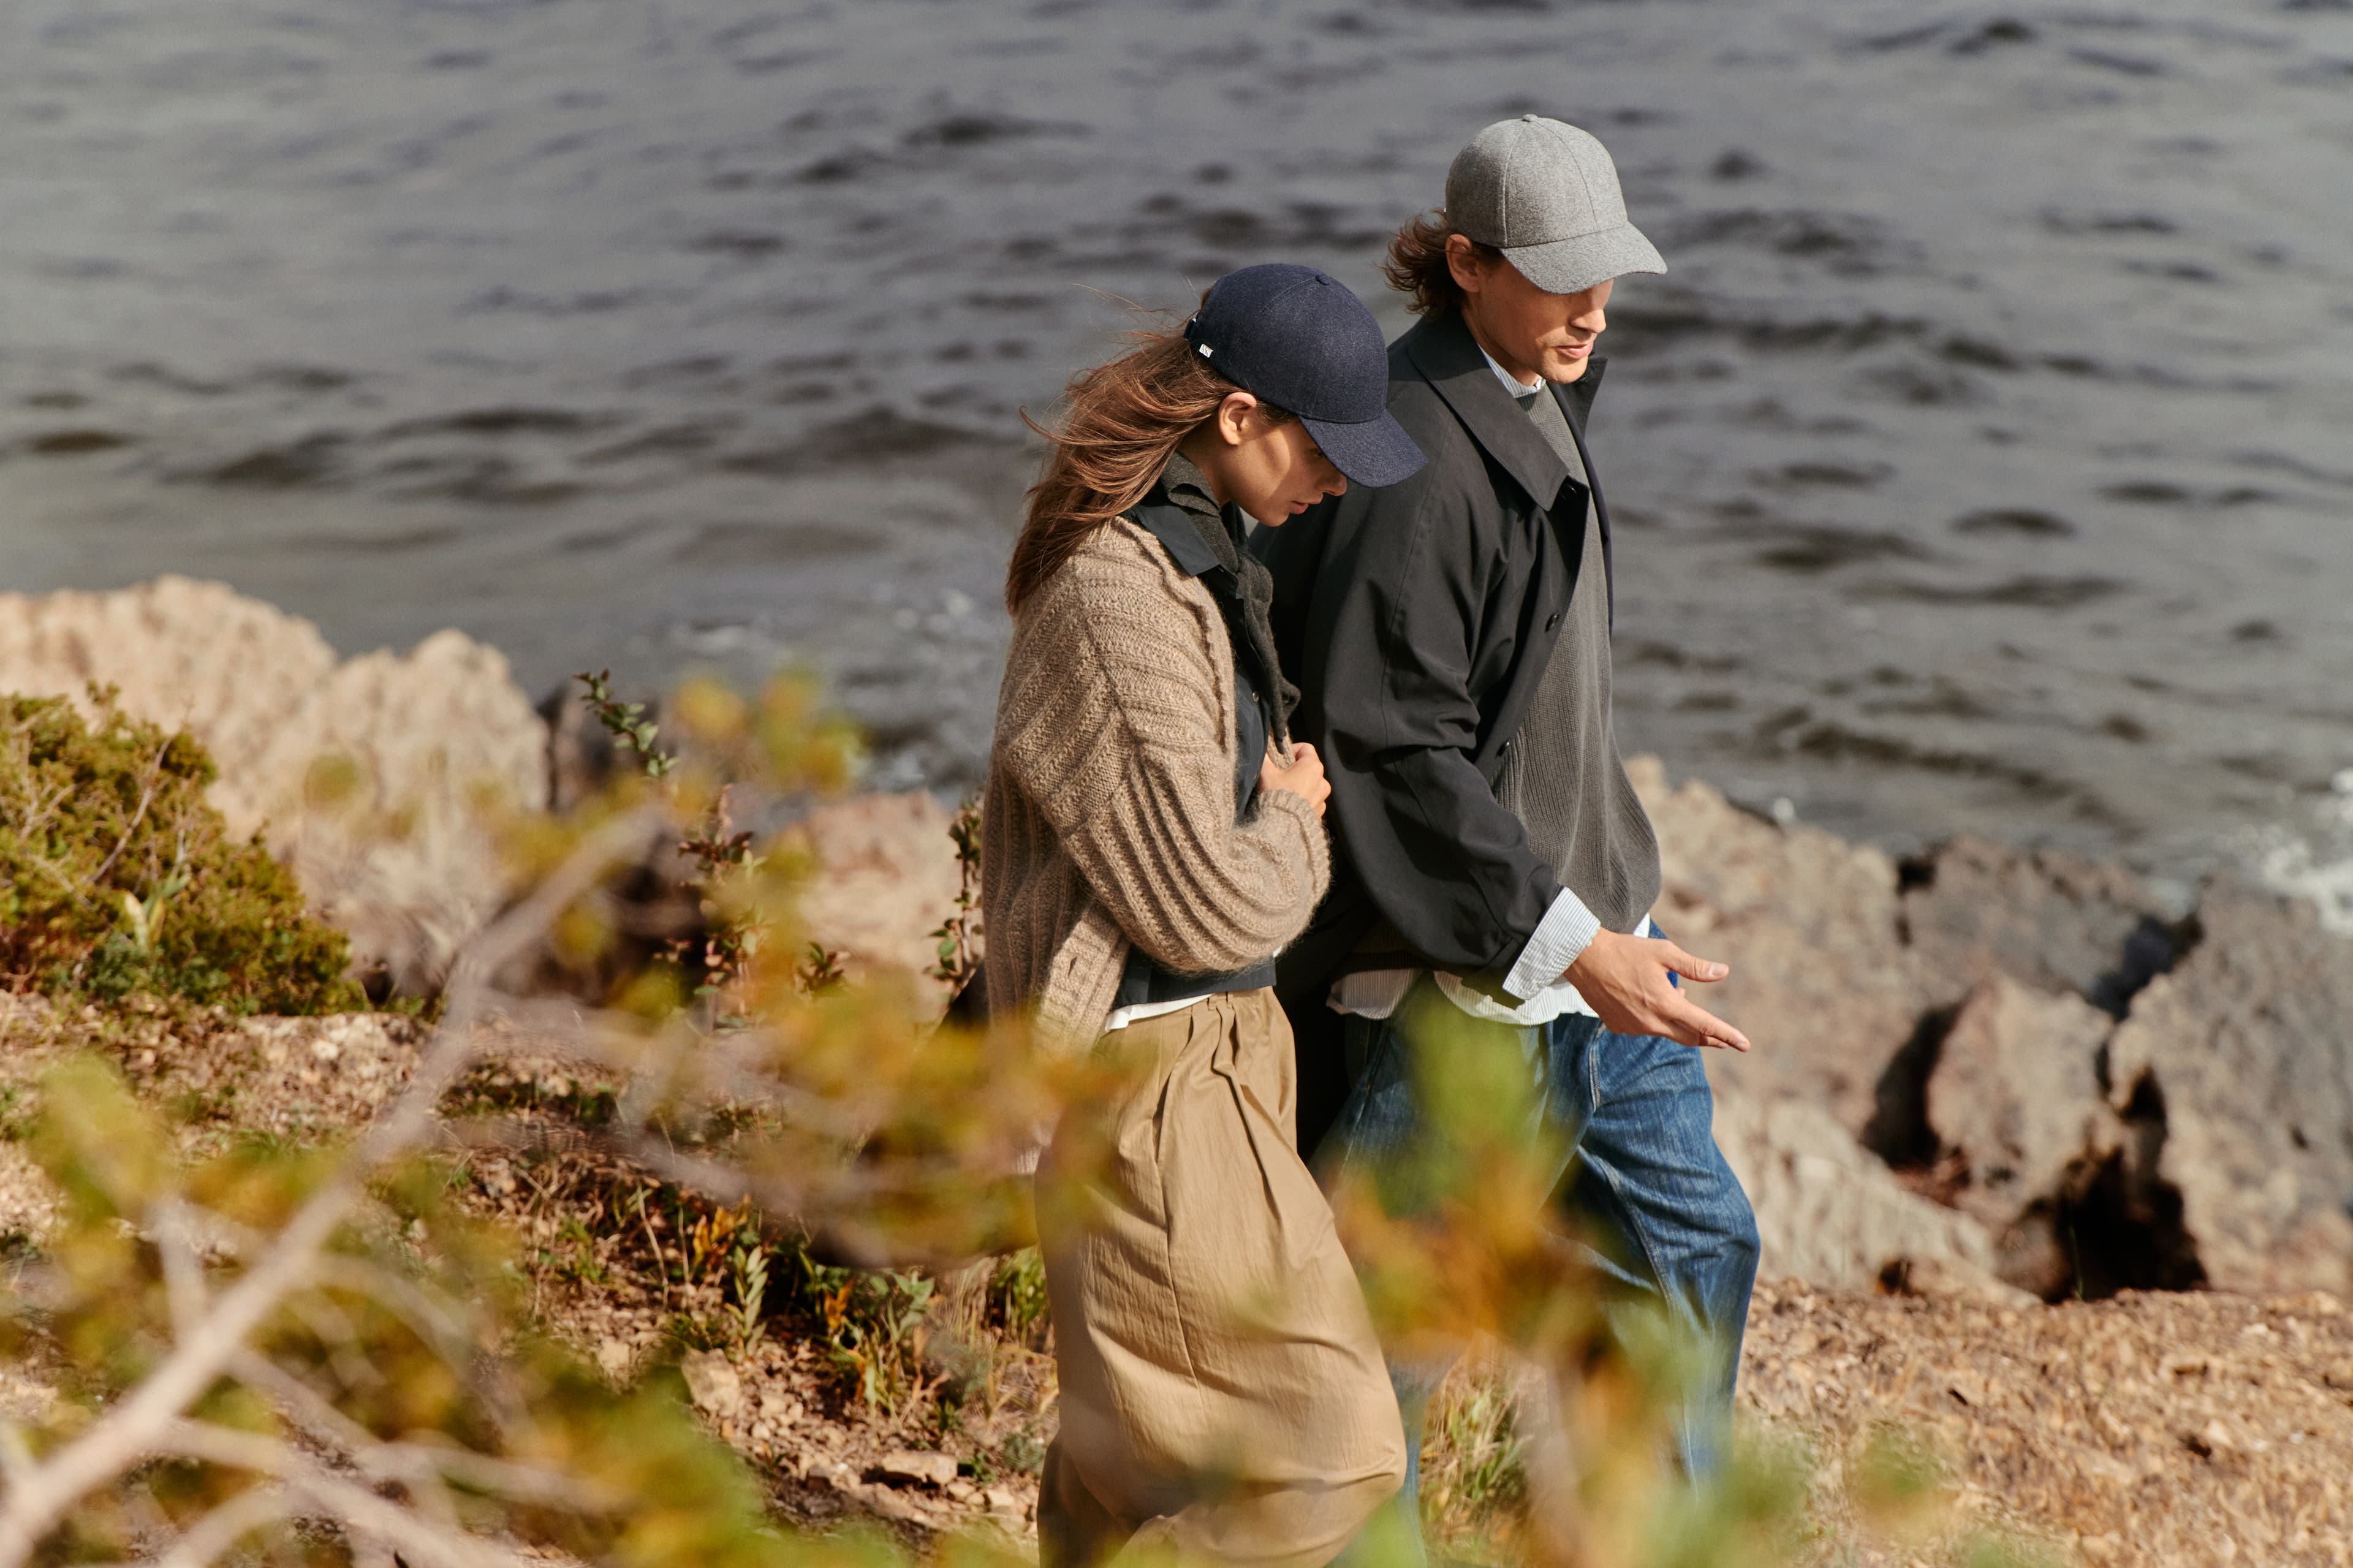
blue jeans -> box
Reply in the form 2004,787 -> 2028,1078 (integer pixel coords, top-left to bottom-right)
1319,980 -> 1759,1548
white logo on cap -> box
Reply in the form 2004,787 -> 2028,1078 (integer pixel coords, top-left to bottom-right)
1197,344 -> 1213,357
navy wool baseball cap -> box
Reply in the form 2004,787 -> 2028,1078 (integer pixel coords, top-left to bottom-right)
1182,263 -> 1425,488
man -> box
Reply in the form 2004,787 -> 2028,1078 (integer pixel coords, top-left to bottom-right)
1255,115 -> 1760,1518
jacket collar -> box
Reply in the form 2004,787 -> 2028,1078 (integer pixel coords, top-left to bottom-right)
1135,454 -> 1241,580
1401,311 -> 1605,512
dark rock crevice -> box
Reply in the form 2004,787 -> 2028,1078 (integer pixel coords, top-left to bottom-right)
2085,911 -> 2199,1018
2052,1070 -> 2206,1300
1859,1001 -> 1962,1170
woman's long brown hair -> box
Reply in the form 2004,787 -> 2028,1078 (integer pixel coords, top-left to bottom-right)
1006,318 -> 1290,615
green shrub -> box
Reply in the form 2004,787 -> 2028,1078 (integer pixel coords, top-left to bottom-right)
0,689 -> 359,1013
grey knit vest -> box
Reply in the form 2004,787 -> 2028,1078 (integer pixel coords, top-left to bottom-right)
1493,386 -> 1661,936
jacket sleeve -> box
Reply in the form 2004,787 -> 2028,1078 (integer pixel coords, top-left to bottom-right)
1302,468 -> 1563,979
995,537 -> 1330,977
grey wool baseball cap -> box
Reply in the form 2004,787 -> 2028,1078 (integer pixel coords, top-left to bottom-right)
1445,115 -> 1666,295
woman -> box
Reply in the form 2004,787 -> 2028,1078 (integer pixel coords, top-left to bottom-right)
983,263 -> 1426,1567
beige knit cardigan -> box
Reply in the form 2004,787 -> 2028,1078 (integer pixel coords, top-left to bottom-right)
982,515 -> 1331,1048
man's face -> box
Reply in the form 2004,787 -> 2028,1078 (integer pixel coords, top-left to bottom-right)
1450,237 -> 1612,384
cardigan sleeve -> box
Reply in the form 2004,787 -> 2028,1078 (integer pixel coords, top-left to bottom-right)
995,528 -> 1330,977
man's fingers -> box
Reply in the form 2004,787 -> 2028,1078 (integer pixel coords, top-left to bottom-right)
1660,942 -> 1730,984
1661,993 -> 1749,1052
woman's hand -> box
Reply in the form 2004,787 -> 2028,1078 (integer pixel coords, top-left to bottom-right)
1259,741 -> 1330,819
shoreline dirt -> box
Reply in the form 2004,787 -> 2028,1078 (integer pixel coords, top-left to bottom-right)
5,998 -> 2350,1566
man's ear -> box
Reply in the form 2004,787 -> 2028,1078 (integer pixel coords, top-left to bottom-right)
1445,233 -> 1487,295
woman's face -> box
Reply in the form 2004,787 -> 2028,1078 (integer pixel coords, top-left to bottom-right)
1188,393 -> 1348,526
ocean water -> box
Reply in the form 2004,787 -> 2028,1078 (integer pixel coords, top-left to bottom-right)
2,0 -> 2349,899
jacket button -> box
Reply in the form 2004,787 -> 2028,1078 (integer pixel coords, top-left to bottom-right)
1545,612 -> 1561,632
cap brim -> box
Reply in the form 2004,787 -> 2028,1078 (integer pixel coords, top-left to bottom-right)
1502,222 -> 1666,297
1300,407 -> 1427,488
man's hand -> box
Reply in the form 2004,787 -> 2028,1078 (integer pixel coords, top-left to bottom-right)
1259,741 -> 1331,819
1563,928 -> 1749,1051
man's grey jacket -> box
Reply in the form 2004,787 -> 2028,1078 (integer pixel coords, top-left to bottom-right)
1254,306 -> 1613,1011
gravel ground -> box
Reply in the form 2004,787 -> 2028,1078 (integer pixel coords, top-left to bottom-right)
6,998 -> 2350,1565
1741,1279 -> 2353,1567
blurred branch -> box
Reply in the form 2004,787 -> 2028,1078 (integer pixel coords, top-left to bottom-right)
232,1351 -> 601,1513
152,1419 -> 531,1568
0,809 -> 659,1568
151,1199 -> 208,1348
0,1423 -> 30,1492
143,1483 -> 292,1568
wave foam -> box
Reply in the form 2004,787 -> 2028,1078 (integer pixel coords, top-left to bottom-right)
2242,769 -> 2353,937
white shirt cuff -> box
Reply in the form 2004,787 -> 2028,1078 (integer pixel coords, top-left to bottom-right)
1501,887 -> 1602,1002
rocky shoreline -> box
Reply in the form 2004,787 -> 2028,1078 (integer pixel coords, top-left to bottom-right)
1635,759 -> 2353,1305
6,577 -> 2352,1564
7,575 -> 2350,1303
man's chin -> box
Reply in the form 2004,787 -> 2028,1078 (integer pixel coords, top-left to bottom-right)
1545,355 -> 1593,383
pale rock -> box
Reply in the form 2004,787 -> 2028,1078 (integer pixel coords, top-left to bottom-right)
789,792 -> 970,989
0,577 -> 547,994
679,1349 -> 743,1417
1631,757 -> 1936,1135
1925,975 -> 2123,1246
595,1339 -> 632,1379
871,1449 -> 959,1488
1708,1074 -> 2004,1294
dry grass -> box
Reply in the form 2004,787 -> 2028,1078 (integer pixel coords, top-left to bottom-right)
9,991 -> 2350,1565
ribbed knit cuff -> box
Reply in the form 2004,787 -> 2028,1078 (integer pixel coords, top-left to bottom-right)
1256,786 -> 1332,887
1502,887 -> 1603,1002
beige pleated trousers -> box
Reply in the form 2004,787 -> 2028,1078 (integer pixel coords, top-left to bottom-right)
1036,989 -> 1405,1568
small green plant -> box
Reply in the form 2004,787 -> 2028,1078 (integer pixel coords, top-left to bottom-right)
729,1239 -> 770,1350
1421,1363 -> 1529,1547
0,689 -> 359,1013
987,1246 -> 1050,1348
1958,1532 -> 2067,1568
1849,1423 -> 1952,1542
577,672 -> 855,1016
791,1245 -> 937,1412
795,941 -> 848,996
576,668 -> 677,779
551,1215 -> 609,1286
663,1310 -> 735,1354
928,794 -> 982,993
998,1425 -> 1048,1479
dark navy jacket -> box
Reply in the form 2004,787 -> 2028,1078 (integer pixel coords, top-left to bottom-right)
1252,308 -> 1612,1023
